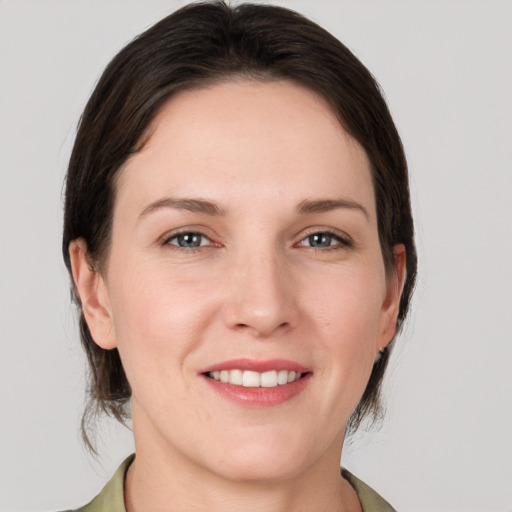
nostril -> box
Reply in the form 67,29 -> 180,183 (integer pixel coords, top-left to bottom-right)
222,287 -> 298,337
233,321 -> 290,337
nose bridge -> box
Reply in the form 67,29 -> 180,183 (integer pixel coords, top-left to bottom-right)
224,242 -> 297,337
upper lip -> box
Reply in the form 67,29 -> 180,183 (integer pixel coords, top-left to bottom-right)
199,358 -> 311,374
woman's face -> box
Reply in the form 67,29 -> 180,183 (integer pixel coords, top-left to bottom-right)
78,80 -> 403,482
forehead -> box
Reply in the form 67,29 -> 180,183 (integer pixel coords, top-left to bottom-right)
117,79 -> 374,218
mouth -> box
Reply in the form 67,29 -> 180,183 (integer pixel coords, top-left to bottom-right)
206,369 -> 305,388
199,359 -> 311,406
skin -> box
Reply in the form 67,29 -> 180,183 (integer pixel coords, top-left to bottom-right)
70,80 -> 406,512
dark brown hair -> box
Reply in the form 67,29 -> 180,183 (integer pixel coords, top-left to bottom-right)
62,1 -> 417,449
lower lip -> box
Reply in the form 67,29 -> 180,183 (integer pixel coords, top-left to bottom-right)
201,374 -> 312,407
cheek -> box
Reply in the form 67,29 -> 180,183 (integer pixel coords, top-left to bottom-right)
295,270 -> 385,431
306,264 -> 386,338
107,262 -> 220,365
305,262 -> 386,391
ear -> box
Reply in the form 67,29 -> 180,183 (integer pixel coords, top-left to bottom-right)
69,239 -> 117,350
378,244 -> 407,350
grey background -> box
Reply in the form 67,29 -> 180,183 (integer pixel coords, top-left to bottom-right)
1,1 -> 511,511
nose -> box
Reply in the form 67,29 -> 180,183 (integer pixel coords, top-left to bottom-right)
222,248 -> 299,338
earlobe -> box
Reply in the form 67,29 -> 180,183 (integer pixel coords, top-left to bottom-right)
69,239 -> 117,350
379,244 -> 407,350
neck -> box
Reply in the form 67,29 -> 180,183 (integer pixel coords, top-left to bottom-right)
124,422 -> 361,512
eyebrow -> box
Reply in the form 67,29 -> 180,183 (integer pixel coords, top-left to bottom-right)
139,196 -> 369,220
297,198 -> 369,220
139,197 -> 225,218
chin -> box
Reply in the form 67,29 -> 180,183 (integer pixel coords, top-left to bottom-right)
204,430 -> 318,484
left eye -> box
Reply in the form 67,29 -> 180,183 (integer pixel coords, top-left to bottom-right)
299,232 -> 345,248
166,232 -> 211,248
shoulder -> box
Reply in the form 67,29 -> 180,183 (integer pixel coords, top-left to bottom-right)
342,468 -> 397,512
63,454 -> 134,512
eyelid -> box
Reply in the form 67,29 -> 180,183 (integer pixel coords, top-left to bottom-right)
167,232 -> 211,247
295,228 -> 354,249
159,226 -> 221,248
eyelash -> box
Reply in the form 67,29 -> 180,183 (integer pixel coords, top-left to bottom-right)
163,229 -> 352,252
297,230 -> 353,251
164,231 -> 215,250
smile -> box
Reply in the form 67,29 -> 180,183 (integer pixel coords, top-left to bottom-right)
207,369 -> 303,388
200,359 -> 311,406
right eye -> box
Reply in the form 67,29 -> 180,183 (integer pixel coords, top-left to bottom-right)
165,232 -> 212,249
296,230 -> 352,251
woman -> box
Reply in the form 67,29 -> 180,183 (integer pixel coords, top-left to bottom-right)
62,2 -> 417,511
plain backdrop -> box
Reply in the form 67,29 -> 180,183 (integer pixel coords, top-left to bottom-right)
1,1 -> 511,511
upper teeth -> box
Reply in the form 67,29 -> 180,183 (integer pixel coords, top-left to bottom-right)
208,369 -> 302,388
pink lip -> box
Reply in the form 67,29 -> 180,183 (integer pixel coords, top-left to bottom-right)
199,358 -> 310,374
199,359 -> 312,407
